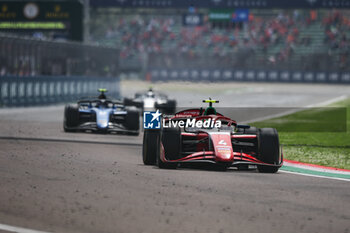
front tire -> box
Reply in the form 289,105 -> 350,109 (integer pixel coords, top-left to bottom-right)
257,128 -> 281,173
142,129 -> 159,165
157,127 -> 181,169
124,107 -> 140,133
63,105 -> 79,132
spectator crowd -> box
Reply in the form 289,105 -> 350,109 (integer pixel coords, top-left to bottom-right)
90,9 -> 350,71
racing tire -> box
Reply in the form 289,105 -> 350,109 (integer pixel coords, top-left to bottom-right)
124,98 -> 143,108
162,127 -> 181,160
236,126 -> 257,134
127,132 -> 140,136
257,128 -> 280,173
157,127 -> 181,169
123,98 -> 134,106
156,100 -> 176,114
63,105 -> 79,132
244,126 -> 257,134
237,164 -> 249,170
124,107 -> 140,132
142,129 -> 159,165
165,100 -> 177,114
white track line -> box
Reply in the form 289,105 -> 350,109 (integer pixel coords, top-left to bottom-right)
279,170 -> 350,182
0,223 -> 50,233
306,95 -> 348,107
243,94 -> 348,124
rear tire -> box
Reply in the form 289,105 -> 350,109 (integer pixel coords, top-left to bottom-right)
142,130 -> 159,165
257,128 -> 280,173
236,126 -> 257,134
156,100 -> 177,114
245,126 -> 257,134
124,98 -> 143,108
124,98 -> 134,106
64,105 -> 79,132
165,100 -> 177,114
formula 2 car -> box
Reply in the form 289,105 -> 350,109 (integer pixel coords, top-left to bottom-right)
143,99 -> 283,173
124,88 -> 176,114
64,89 -> 140,135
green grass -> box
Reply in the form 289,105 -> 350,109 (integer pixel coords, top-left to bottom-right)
250,98 -> 350,170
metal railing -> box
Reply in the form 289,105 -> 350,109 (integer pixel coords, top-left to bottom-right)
149,68 -> 350,84
0,76 -> 120,107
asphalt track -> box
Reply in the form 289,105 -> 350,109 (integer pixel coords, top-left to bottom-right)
0,82 -> 349,233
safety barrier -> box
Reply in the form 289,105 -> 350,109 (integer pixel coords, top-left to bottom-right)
0,34 -> 119,77
0,76 -> 120,107
149,69 -> 350,84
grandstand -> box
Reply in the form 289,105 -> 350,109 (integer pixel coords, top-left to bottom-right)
90,8 -> 350,72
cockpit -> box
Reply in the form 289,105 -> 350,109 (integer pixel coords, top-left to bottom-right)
146,91 -> 155,98
202,98 -> 219,115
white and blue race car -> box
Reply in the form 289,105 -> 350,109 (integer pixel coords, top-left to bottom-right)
64,89 -> 140,135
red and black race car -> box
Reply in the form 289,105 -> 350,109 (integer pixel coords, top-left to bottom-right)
142,99 -> 283,173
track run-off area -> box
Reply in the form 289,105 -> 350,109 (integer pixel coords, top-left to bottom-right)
0,81 -> 349,233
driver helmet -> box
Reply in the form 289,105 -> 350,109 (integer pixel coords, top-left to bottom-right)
147,91 -> 155,98
98,88 -> 107,99
204,106 -> 217,115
